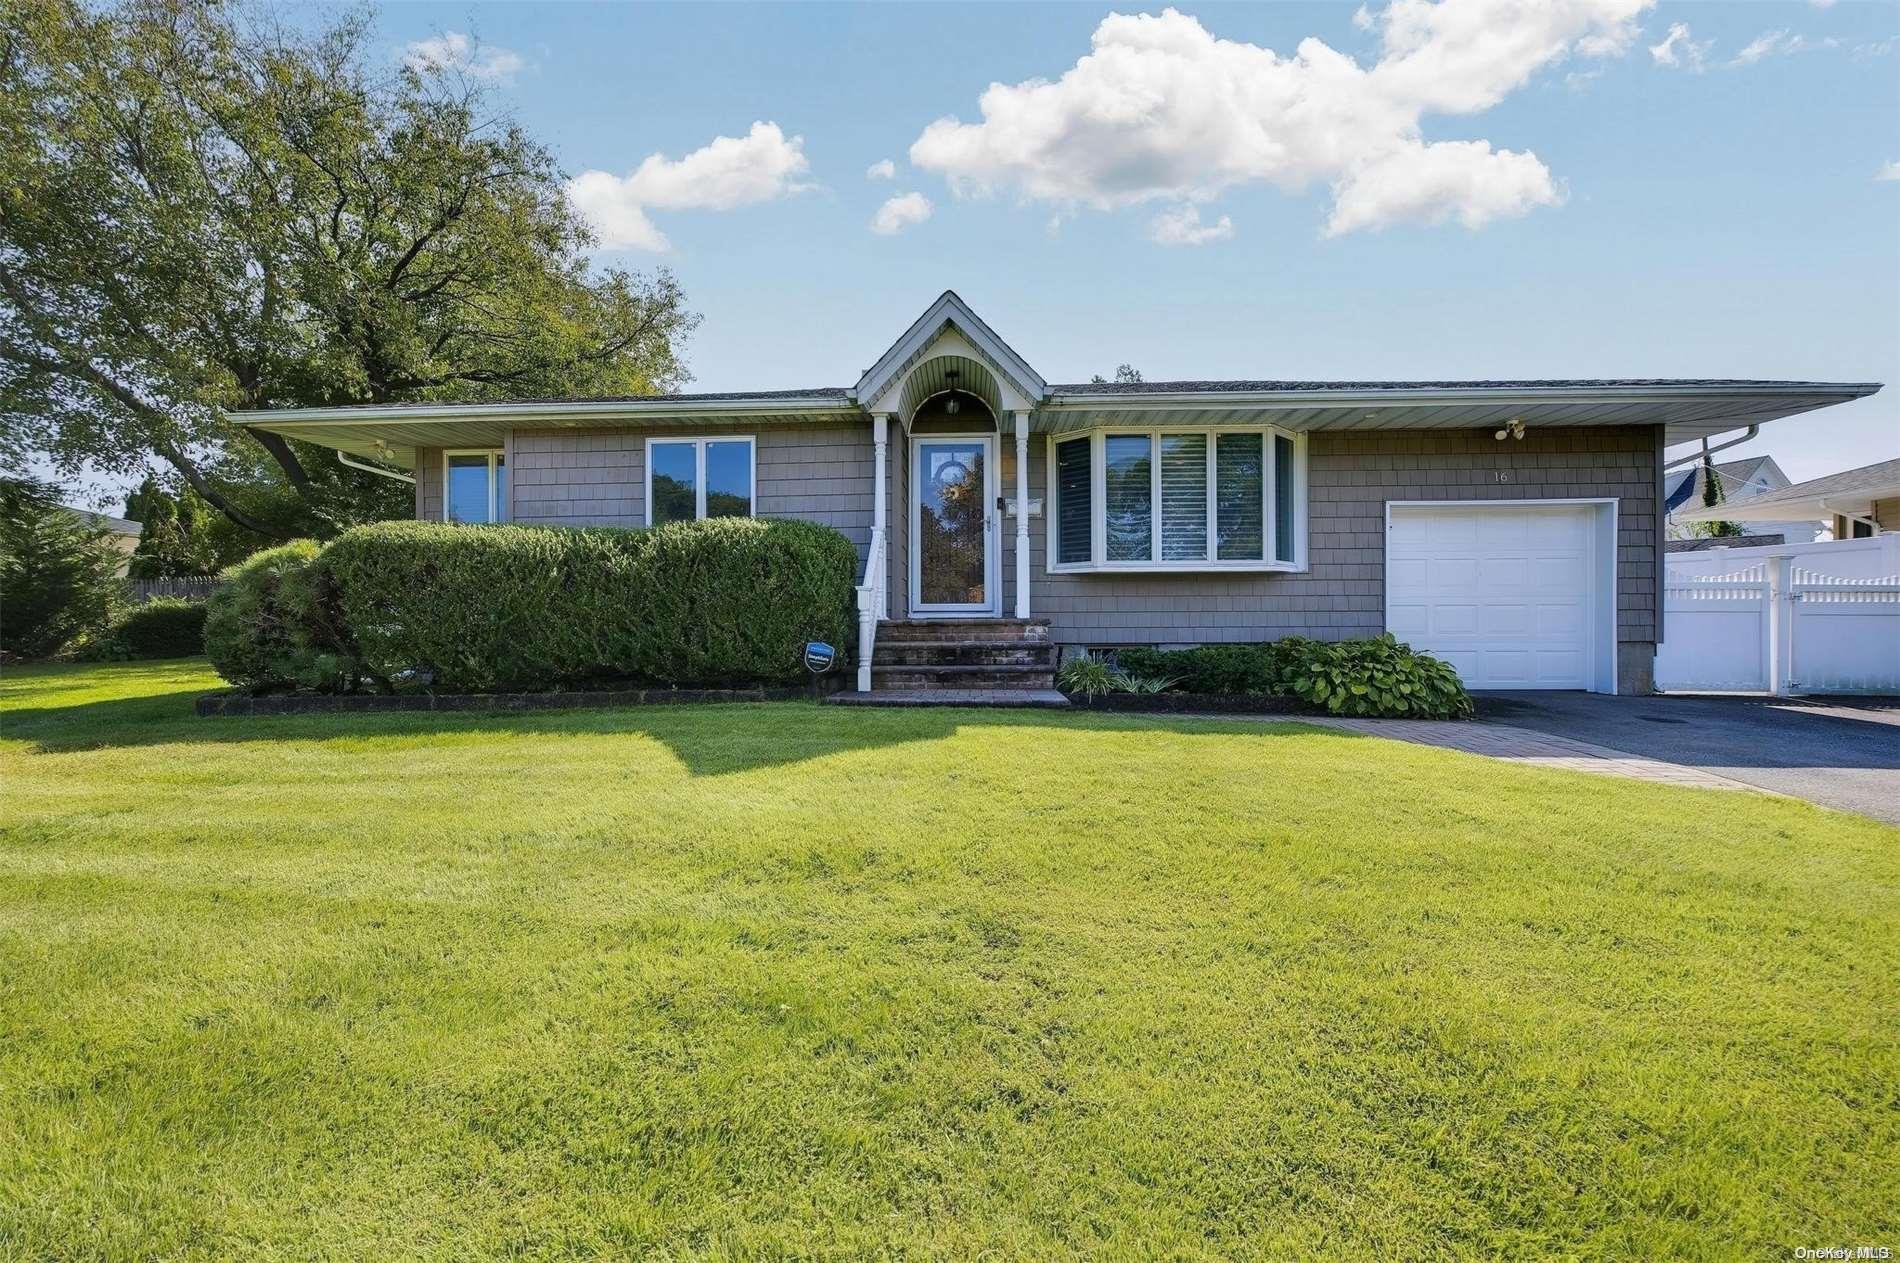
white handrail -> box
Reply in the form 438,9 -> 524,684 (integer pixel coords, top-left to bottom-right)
854,527 -> 886,692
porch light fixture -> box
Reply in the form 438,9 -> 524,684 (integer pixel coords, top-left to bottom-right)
944,368 -> 960,414
1494,418 -> 1526,441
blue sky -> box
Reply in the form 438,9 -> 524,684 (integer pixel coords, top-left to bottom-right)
171,2 -> 1900,495
370,1 -> 1899,482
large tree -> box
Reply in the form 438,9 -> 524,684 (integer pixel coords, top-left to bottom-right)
0,0 -> 698,537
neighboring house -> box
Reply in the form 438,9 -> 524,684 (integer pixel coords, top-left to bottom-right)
1665,535 -> 1790,553
238,292 -> 1880,695
62,507 -> 142,577
1674,456 -> 1900,542
1661,455 -> 1815,545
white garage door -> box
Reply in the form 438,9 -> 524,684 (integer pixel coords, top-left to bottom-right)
1386,502 -> 1605,691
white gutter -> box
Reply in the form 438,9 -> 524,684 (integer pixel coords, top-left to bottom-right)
241,396 -> 856,426
1044,383 -> 1880,412
1661,425 -> 1760,471
337,451 -> 416,484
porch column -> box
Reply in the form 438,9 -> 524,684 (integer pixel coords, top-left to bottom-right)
873,414 -> 890,620
1013,411 -> 1031,619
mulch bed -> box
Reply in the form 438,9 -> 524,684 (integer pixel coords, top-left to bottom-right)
196,681 -> 840,717
1061,692 -> 1306,715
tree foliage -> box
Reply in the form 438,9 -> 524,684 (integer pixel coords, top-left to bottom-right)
0,0 -> 699,537
0,475 -> 125,658
1089,364 -> 1145,385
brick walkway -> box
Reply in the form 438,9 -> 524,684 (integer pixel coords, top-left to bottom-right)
1282,715 -> 1760,793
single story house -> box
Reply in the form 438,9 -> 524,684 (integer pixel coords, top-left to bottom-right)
1675,456 -> 1900,543
1662,454 -> 1814,545
241,292 -> 1880,695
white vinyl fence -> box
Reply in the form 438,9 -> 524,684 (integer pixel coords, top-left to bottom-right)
1656,536 -> 1900,695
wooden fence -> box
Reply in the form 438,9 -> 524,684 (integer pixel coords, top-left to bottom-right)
127,577 -> 224,604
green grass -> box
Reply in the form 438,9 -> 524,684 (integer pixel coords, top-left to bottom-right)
2,659 -> 1896,1260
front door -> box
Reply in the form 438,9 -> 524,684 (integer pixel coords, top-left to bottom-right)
911,435 -> 997,615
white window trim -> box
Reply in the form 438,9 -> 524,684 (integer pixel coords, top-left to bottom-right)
442,448 -> 506,524
1043,427 -> 1308,574
643,435 -> 757,526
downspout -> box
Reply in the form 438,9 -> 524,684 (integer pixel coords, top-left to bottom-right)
1661,424 -> 1758,471
337,451 -> 416,484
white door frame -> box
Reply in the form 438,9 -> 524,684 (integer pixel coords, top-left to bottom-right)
1384,498 -> 1620,694
911,433 -> 1000,617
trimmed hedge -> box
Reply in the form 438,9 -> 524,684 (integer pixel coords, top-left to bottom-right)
202,541 -> 360,692
1113,639 -> 1316,696
109,598 -> 208,658
288,518 -> 857,693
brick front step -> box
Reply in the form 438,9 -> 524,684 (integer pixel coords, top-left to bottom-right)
828,688 -> 1071,708
874,642 -> 1055,668
871,664 -> 1057,690
876,619 -> 1051,645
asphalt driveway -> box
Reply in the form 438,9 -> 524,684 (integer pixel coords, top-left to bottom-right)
1475,691 -> 1900,824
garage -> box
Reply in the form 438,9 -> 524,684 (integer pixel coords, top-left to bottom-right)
1385,500 -> 1619,693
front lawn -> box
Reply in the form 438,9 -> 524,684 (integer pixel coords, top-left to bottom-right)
2,660 -> 1895,1259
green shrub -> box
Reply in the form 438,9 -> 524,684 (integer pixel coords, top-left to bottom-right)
1113,639 -> 1315,695
0,478 -> 125,660
109,598 -> 208,658
1111,671 -> 1179,695
202,541 -> 354,691
318,517 -> 856,691
1057,651 -> 1118,698
1284,634 -> 1473,719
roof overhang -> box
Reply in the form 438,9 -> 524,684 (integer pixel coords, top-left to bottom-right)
1036,382 -> 1882,443
1675,481 -> 1900,524
238,396 -> 859,470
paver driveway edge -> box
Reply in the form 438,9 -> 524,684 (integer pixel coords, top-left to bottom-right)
1192,714 -> 1766,794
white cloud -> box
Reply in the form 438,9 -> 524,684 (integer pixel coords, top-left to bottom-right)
870,191 -> 933,235
908,2 -> 1649,239
1649,22 -> 1710,71
1732,29 -> 1838,66
1147,205 -> 1234,245
402,32 -> 525,83
866,158 -> 897,181
1352,5 -> 1375,31
1877,160 -> 1900,182
566,122 -> 811,251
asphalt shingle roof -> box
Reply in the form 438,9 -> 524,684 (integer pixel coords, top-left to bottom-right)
1716,457 -> 1900,510
1046,378 -> 1864,394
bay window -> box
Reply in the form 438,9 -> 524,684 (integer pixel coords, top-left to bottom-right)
646,436 -> 755,525
1046,428 -> 1305,572
444,450 -> 506,523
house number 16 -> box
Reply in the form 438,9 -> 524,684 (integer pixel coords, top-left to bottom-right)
1494,471 -> 1512,483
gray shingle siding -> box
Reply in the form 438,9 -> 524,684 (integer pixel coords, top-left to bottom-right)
415,448 -> 443,520
889,427 -> 910,619
415,422 -> 1660,656
1007,425 -> 1659,649
420,424 -> 875,564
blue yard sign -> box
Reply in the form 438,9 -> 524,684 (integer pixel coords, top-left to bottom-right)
803,641 -> 837,674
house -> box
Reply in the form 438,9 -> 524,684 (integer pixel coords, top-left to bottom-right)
1661,455 -> 1815,545
62,507 -> 142,577
1674,457 -> 1900,543
238,292 -> 1880,696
